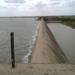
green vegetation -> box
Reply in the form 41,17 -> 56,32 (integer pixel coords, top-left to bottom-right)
58,16 -> 75,29
42,16 -> 75,29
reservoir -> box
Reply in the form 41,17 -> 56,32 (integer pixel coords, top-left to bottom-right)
0,17 -> 75,64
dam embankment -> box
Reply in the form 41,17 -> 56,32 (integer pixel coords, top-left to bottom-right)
31,18 -> 68,64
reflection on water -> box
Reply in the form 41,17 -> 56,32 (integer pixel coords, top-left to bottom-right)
0,18 -> 75,64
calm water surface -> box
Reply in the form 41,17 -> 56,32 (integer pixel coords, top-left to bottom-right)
0,17 -> 75,64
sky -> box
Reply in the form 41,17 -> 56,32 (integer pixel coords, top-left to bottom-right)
0,0 -> 75,16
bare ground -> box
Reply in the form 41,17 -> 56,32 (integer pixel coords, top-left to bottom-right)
0,64 -> 75,75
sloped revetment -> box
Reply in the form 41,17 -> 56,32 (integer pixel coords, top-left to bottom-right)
31,18 -> 68,64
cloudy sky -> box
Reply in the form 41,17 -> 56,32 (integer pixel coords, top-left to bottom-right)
0,0 -> 75,16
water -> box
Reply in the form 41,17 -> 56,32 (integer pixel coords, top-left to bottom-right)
48,23 -> 75,64
0,17 -> 75,64
0,17 -> 37,63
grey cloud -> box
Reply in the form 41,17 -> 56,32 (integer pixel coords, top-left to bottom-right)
50,0 -> 60,1
34,2 -> 48,8
5,0 -> 25,3
34,2 -> 60,8
0,6 -> 7,8
50,2 -> 60,5
67,1 -> 75,7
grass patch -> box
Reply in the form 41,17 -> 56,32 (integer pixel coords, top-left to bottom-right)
58,16 -> 75,29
